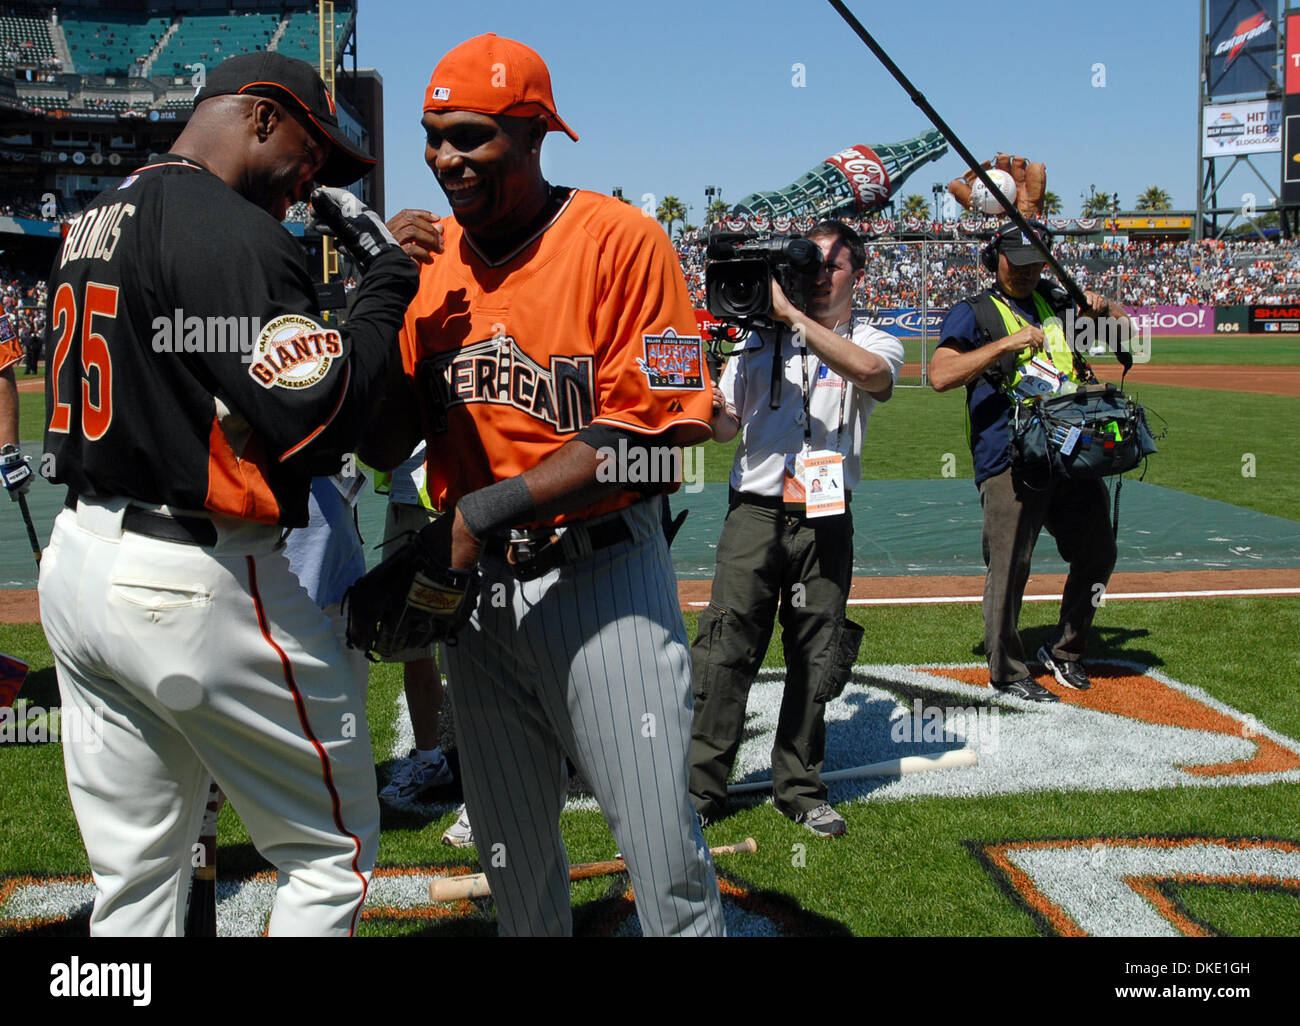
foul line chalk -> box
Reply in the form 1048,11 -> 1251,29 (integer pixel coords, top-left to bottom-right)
686,587 -> 1300,608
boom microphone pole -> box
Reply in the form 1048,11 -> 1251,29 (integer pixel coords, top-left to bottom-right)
826,1 -> 1132,370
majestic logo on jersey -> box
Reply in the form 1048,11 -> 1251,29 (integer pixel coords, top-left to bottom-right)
247,314 -> 342,390
420,335 -> 595,433
637,328 -> 705,390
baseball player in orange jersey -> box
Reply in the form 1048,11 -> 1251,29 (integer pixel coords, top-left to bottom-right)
361,33 -> 725,936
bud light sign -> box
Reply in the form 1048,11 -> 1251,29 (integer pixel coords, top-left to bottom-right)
856,307 -> 946,341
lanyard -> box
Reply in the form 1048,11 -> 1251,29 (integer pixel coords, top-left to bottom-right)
794,321 -> 851,451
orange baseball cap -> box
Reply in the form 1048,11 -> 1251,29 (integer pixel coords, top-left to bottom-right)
423,33 -> 578,141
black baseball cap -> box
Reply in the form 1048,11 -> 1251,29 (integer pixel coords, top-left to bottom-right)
992,220 -> 1053,266
195,52 -> 375,186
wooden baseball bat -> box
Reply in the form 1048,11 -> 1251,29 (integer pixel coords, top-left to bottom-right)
17,494 -> 40,570
185,780 -> 224,937
429,837 -> 758,902
727,748 -> 978,795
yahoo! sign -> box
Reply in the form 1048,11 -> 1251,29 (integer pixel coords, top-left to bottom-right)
1122,306 -> 1215,336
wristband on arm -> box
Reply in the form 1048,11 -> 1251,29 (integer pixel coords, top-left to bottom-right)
456,475 -> 538,538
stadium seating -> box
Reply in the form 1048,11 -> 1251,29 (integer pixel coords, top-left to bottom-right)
276,8 -> 354,64
0,12 -> 58,71
23,94 -> 69,110
155,12 -> 280,77
61,13 -> 170,76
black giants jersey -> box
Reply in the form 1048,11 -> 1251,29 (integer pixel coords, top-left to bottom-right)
43,155 -> 417,526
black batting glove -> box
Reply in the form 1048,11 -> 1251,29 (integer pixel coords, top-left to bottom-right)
308,186 -> 407,274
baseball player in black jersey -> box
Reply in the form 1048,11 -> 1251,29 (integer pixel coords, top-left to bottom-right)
38,52 -> 418,936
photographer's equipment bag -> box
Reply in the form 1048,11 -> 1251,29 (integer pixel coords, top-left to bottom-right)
1011,386 -> 1158,480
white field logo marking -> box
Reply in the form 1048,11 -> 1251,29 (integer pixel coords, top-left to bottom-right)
979,836 -> 1300,937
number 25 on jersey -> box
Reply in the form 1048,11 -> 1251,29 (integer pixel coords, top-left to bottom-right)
47,281 -> 118,441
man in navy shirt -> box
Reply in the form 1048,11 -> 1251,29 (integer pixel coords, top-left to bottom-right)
930,222 -> 1131,701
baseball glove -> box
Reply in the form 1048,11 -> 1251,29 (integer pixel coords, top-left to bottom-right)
343,525 -> 477,660
948,153 -> 1047,219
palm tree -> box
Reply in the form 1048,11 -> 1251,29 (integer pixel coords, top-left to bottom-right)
900,193 -> 930,219
1081,189 -> 1118,217
1135,185 -> 1173,212
656,195 -> 687,238
706,198 -> 730,225
1041,191 -> 1062,216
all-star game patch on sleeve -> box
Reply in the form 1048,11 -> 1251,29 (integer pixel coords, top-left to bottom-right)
0,313 -> 24,374
589,203 -> 713,446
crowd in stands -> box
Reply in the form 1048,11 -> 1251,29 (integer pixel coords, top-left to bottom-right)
1,268 -> 47,371
674,236 -> 1300,310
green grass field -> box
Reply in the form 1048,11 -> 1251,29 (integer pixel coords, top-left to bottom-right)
4,593 -> 1299,937
4,343 -> 1299,938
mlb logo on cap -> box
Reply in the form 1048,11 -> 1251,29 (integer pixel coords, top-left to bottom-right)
432,87 -> 450,101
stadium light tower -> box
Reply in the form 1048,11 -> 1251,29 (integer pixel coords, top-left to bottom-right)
704,185 -> 722,224
931,181 -> 944,221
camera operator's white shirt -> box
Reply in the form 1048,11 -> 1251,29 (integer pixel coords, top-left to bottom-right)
719,320 -> 904,497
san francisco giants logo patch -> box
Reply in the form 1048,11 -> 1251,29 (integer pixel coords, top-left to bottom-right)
637,328 -> 705,390
248,314 -> 342,390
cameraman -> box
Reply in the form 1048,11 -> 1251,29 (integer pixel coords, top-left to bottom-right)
929,221 -> 1131,701
690,219 -> 903,837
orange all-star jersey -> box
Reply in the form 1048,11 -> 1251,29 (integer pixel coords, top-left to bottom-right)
399,188 -> 713,527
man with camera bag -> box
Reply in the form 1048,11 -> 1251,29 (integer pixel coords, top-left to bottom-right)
929,220 -> 1134,701
690,220 -> 903,837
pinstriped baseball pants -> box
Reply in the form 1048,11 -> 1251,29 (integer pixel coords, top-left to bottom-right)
445,498 -> 725,936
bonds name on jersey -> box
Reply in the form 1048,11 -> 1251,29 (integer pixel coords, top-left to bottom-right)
400,188 -> 713,527
42,156 -> 416,526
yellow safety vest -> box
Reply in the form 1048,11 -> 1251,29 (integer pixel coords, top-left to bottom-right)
987,291 -> 1084,399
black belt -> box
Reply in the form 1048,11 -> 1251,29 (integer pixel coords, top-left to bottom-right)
483,517 -> 633,580
730,487 -> 852,513
65,493 -> 219,547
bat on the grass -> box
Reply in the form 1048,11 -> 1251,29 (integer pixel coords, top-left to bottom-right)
185,780 -> 224,937
727,749 -> 978,795
429,837 -> 758,902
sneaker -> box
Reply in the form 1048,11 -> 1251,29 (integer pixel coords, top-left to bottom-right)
1037,646 -> 1092,691
794,803 -> 847,838
379,748 -> 453,805
441,803 -> 474,848
990,677 -> 1059,703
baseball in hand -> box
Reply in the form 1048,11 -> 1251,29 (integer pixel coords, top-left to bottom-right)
969,169 -> 1017,215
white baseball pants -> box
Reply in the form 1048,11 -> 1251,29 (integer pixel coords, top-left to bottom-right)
38,498 -> 378,936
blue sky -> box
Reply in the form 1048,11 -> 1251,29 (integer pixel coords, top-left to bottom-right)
357,0 -> 1241,222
